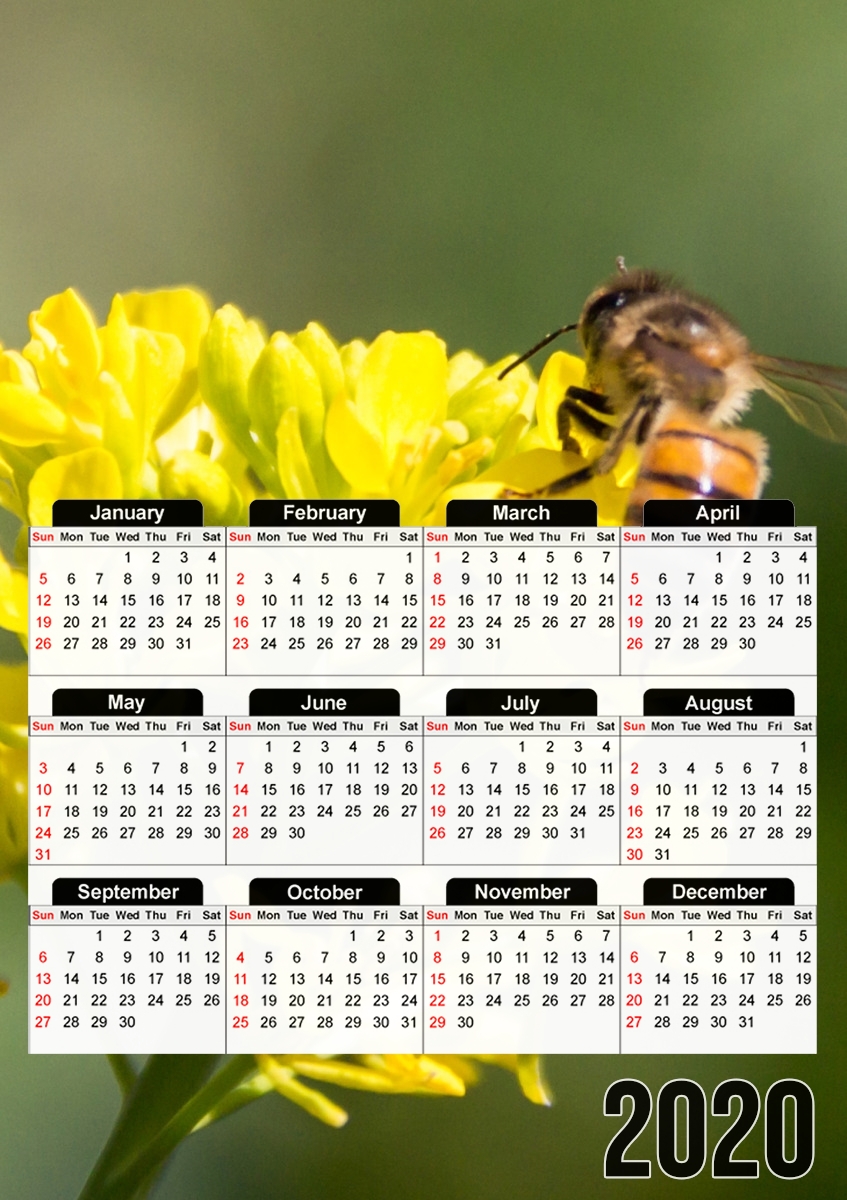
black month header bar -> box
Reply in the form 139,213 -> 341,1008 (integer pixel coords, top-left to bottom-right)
643,878 -> 795,905
643,689 -> 795,717
51,500 -> 203,526
446,689 -> 598,716
445,499 -> 597,526
249,689 -> 401,717
51,689 -> 204,716
249,500 -> 400,526
52,878 -> 204,904
445,877 -> 598,904
641,499 -> 795,526
249,878 -> 401,905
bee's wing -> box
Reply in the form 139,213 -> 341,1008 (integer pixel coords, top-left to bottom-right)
751,353 -> 847,444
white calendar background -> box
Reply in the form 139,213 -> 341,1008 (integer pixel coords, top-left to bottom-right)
27,498 -> 816,1055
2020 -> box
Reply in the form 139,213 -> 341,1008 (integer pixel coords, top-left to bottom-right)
604,1078 -> 813,1179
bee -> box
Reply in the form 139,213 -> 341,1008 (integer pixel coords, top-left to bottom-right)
500,259 -> 847,521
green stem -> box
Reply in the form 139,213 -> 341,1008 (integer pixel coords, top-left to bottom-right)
76,1055 -> 221,1200
78,1056 -> 256,1200
192,1073 -> 275,1130
107,1055 -> 139,1099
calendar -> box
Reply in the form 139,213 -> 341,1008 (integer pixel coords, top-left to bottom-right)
27,497 -> 816,1054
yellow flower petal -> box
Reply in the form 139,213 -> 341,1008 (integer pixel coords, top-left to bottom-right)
448,359 -> 535,443
423,479 -> 505,525
0,350 -> 40,391
101,297 -> 186,442
256,1057 -> 348,1127
340,339 -> 368,394
0,383 -> 67,445
120,287 -> 211,369
97,373 -> 142,491
354,331 -> 448,466
118,288 -> 212,437
325,393 -> 390,493
478,446 -> 585,491
446,349 -> 486,395
28,447 -> 122,526
25,289 -> 102,400
516,1055 -> 554,1106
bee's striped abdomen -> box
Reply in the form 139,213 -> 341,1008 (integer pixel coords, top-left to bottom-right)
625,418 -> 769,525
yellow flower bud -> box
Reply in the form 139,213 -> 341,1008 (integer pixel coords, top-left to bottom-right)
159,451 -> 244,524
199,304 -> 266,442
248,333 -> 325,459
292,322 -> 347,407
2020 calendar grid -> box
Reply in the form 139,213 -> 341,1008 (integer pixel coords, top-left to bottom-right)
27,496 -> 815,1055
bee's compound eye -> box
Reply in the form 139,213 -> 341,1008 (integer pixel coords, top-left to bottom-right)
584,289 -> 631,325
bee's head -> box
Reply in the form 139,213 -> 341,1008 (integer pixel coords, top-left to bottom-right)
578,266 -> 672,360
579,264 -> 752,414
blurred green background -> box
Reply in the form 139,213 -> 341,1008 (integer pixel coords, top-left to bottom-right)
1,1 -> 845,1195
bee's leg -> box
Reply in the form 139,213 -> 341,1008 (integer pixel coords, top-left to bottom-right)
634,402 -> 660,446
556,386 -> 613,452
595,395 -> 659,474
566,386 -> 613,414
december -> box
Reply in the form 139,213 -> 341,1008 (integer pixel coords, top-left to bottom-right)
286,883 -> 365,900
671,884 -> 766,900
77,883 -> 180,902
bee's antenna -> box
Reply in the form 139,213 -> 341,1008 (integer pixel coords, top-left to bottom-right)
498,324 -> 578,380
616,256 -> 628,275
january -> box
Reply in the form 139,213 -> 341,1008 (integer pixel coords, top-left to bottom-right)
89,504 -> 165,524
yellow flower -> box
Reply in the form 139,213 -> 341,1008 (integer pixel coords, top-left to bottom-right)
28,447 -> 124,527
159,449 -> 245,524
2,291 -> 621,537
321,330 -> 537,523
247,1053 -> 552,1127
